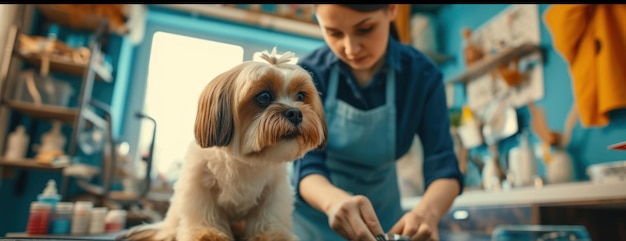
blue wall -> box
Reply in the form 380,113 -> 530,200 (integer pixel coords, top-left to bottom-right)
436,4 -> 626,187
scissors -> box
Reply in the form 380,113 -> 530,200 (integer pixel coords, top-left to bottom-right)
375,233 -> 411,241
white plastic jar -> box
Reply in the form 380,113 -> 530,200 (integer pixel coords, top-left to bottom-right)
3,125 -> 29,160
70,201 -> 93,234
88,207 -> 108,234
104,209 -> 127,233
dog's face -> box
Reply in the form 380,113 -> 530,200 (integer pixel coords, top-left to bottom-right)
194,49 -> 327,165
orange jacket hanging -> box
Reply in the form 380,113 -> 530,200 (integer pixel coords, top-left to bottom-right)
544,4 -> 626,127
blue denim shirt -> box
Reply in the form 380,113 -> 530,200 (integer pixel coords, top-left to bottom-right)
292,37 -> 464,199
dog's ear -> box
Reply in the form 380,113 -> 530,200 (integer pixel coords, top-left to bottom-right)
194,65 -> 242,148
313,93 -> 328,150
317,117 -> 328,151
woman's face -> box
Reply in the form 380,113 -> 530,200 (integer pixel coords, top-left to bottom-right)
315,5 -> 397,71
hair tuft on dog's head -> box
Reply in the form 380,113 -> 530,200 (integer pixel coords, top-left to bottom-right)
254,47 -> 297,69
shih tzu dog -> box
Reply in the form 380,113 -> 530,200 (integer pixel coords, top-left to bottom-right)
121,48 -> 327,241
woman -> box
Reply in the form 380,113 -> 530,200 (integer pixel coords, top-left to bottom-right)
291,4 -> 464,241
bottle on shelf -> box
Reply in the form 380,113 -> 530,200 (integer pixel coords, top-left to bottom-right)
3,125 -> 30,160
457,105 -> 483,149
508,130 -> 538,187
36,122 -> 67,164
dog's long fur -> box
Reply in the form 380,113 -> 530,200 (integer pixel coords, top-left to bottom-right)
120,48 -> 327,241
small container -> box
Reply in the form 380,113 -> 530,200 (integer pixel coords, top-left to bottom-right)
50,202 -> 73,234
492,225 -> 590,241
88,207 -> 108,234
70,201 -> 93,235
3,125 -> 30,160
26,202 -> 51,235
587,160 -> 626,183
105,209 -> 127,233
457,105 -> 483,148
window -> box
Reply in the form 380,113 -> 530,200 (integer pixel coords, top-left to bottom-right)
138,31 -> 243,184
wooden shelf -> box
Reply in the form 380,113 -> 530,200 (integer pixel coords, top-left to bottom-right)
160,4 -> 323,39
35,4 -> 108,32
0,158 -> 68,171
445,42 -> 542,85
3,100 -> 78,123
18,51 -> 113,82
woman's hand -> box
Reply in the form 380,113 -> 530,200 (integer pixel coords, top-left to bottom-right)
388,209 -> 439,241
325,195 -> 385,241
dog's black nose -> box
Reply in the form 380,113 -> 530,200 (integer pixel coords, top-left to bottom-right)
284,108 -> 302,125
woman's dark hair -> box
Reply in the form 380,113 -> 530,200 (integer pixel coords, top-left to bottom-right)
339,4 -> 400,40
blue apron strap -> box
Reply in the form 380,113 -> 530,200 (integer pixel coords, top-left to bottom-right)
385,69 -> 395,104
386,69 -> 396,159
324,65 -> 340,111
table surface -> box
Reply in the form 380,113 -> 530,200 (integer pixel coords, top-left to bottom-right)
4,231 -> 492,241
4,232 -> 124,241
402,180 -> 626,210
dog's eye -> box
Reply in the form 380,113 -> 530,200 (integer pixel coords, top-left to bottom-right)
296,92 -> 306,101
255,91 -> 273,107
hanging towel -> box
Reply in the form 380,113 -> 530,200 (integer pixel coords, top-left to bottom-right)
544,4 -> 626,127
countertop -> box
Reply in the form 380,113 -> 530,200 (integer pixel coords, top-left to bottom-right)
3,232 -> 123,241
402,180 -> 626,210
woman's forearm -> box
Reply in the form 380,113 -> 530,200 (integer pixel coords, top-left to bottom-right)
299,174 -> 352,214
411,178 -> 460,221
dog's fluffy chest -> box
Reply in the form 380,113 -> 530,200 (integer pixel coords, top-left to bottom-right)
198,149 -> 284,218
212,166 -> 274,212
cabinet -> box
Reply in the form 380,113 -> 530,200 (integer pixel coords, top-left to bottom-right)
0,5 -> 114,185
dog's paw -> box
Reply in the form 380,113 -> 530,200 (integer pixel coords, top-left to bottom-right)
249,231 -> 297,241
190,230 -> 232,241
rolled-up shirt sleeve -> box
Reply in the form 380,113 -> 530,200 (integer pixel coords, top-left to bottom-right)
418,69 -> 465,195
291,149 -> 330,201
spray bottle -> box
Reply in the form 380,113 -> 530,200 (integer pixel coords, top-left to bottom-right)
37,179 -> 62,205
37,179 -> 62,233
